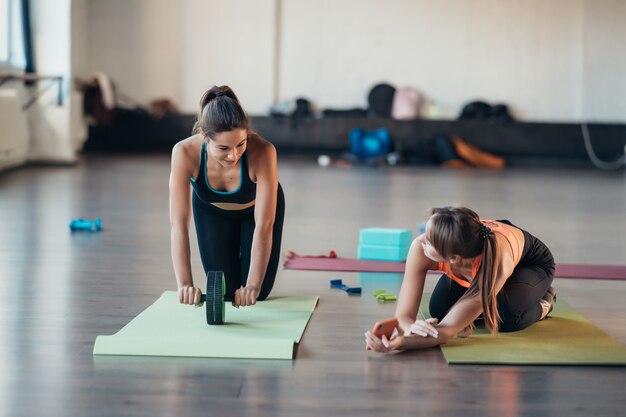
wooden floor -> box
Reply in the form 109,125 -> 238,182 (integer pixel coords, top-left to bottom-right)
1,154 -> 625,417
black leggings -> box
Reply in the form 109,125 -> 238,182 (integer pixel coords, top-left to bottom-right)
191,185 -> 285,300
429,227 -> 555,332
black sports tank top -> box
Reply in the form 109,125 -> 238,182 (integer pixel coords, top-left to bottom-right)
190,142 -> 257,204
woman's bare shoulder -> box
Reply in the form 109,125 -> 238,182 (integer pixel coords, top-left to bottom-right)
171,135 -> 204,181
248,131 -> 274,148
408,235 -> 439,272
247,131 -> 276,159
172,134 -> 203,160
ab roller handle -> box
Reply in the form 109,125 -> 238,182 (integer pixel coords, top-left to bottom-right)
195,271 -> 232,325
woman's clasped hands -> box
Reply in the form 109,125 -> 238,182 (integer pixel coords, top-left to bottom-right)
365,318 -> 439,353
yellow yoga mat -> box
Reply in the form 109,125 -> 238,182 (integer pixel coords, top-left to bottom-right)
421,295 -> 626,365
94,291 -> 319,360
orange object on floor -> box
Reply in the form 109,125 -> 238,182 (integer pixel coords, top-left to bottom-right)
451,135 -> 506,169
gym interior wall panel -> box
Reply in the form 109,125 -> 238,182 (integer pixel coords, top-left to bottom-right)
178,0 -> 276,115
582,0 -> 626,123
279,0 -> 584,122
87,0 -> 275,116
71,0 -> 91,84
87,0 -> 183,109
82,1 -> 626,123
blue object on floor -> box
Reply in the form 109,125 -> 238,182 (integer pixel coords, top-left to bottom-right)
358,227 -> 413,261
419,223 -> 426,234
349,128 -> 391,160
69,218 -> 103,232
359,227 -> 412,246
330,279 -> 362,295
358,244 -> 410,262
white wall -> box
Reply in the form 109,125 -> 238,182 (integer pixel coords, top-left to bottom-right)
87,0 -> 182,108
582,0 -> 626,123
281,0 -> 584,121
79,0 -> 626,122
178,0 -> 276,116
87,0 -> 275,115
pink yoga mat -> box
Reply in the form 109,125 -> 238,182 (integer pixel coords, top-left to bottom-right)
283,255 -> 626,281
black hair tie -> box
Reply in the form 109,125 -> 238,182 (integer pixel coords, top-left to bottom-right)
479,224 -> 493,238
215,91 -> 225,97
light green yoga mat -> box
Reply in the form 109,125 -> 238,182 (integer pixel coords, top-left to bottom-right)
94,291 -> 319,360
420,295 -> 626,365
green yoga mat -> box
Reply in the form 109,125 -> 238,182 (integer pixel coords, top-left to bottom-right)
420,295 -> 626,365
94,291 -> 319,360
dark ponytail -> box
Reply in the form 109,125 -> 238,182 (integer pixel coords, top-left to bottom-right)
472,226 -> 499,335
429,206 -> 501,334
193,85 -> 249,138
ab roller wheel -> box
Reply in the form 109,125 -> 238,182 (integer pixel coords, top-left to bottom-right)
198,271 -> 233,325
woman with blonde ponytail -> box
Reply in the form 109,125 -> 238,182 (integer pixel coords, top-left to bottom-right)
169,85 -> 284,308
366,206 -> 556,353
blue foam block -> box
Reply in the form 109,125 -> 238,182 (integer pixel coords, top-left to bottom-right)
359,228 -> 412,246
358,244 -> 410,262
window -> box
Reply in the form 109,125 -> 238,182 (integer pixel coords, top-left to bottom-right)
0,0 -> 25,68
0,0 -> 8,63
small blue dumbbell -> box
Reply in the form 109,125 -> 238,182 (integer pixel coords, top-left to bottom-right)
69,218 -> 103,232
330,279 -> 362,295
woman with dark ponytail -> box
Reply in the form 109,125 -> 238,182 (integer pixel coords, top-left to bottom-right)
169,85 -> 284,307
366,206 -> 556,353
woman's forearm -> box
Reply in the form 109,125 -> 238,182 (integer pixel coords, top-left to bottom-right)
398,327 -> 453,351
400,334 -> 446,350
396,314 -> 417,334
171,226 -> 193,288
246,223 -> 273,288
393,239 -> 433,329
397,298 -> 483,351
